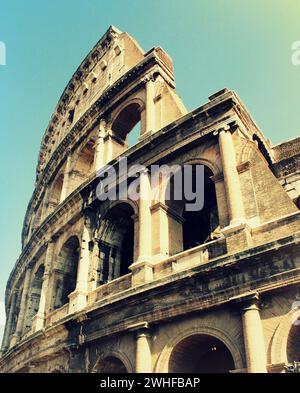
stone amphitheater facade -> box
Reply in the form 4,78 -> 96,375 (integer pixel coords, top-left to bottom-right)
0,26 -> 300,373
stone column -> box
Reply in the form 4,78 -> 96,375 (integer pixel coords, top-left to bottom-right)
32,241 -> 55,331
130,169 -> 153,285
60,153 -> 72,202
1,289 -> 18,353
144,75 -> 155,134
138,168 -> 152,260
218,127 -> 245,226
10,264 -> 32,346
241,294 -> 267,373
129,322 -> 152,373
94,119 -> 106,172
68,224 -> 91,313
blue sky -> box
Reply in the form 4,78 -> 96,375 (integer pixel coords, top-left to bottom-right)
0,0 -> 299,340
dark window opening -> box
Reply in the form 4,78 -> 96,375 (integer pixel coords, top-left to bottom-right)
166,164 -> 219,254
93,356 -> 128,373
111,103 -> 141,147
287,323 -> 300,363
68,109 -> 75,124
24,265 -> 44,332
97,203 -> 134,286
54,236 -> 80,309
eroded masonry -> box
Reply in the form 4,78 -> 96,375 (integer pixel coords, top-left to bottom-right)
1,26 -> 300,373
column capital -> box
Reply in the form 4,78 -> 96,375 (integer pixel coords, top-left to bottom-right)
232,292 -> 261,311
139,166 -> 150,176
213,120 -> 238,136
142,72 -> 156,84
99,118 -> 106,134
127,321 -> 151,337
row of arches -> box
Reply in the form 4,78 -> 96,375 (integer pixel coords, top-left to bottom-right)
30,102 -> 144,238
81,329 -> 300,373
92,334 -> 235,373
14,163 -> 220,335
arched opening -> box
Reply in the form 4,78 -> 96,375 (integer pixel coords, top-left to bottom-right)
93,356 -> 128,373
71,140 -> 96,191
48,173 -> 64,212
287,322 -> 300,363
24,264 -> 45,332
169,334 -> 235,373
165,164 -> 219,255
97,203 -> 135,285
54,236 -> 80,309
111,103 -> 141,147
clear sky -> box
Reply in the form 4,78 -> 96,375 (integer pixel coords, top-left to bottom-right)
0,0 -> 299,341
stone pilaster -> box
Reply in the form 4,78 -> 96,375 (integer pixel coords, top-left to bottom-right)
69,225 -> 91,313
150,202 -> 170,262
60,153 -> 72,202
144,74 -> 155,135
94,119 -> 106,172
10,264 -> 33,346
32,241 -> 55,332
130,168 -> 153,286
1,289 -> 18,353
128,322 -> 152,373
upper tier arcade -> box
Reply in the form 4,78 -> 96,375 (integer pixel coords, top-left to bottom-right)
22,25 -> 187,248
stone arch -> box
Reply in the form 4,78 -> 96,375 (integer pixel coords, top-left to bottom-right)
92,350 -> 133,373
270,307 -> 300,365
69,138 -> 96,192
96,202 -> 136,286
47,172 -> 64,214
110,97 -> 145,131
155,326 -> 243,373
239,137 -> 271,168
160,160 -> 220,255
53,235 -> 80,309
110,98 -> 145,147
158,158 -> 219,205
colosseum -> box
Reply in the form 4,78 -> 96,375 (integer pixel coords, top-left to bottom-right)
0,26 -> 300,373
